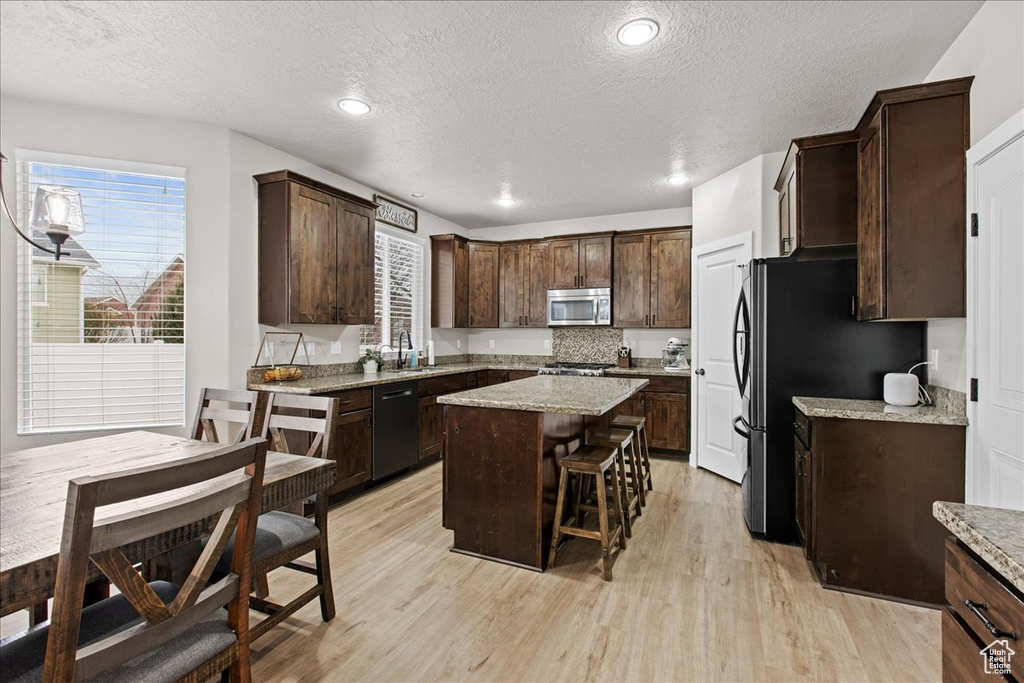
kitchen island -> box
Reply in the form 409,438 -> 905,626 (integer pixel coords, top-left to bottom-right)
438,375 -> 648,570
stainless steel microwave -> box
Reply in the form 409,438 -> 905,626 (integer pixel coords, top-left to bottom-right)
547,288 -> 612,326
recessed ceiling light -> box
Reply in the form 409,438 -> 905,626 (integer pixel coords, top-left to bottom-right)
668,175 -> 690,186
618,19 -> 659,46
338,98 -> 371,115
411,192 -> 425,198
496,197 -> 516,207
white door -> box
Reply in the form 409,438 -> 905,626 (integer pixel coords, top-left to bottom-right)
968,110 -> 1024,510
691,233 -> 752,483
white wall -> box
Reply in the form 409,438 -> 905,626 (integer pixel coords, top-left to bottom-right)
691,152 -> 787,258
0,97 -> 231,452
924,0 -> 1024,391
463,206 -> 694,359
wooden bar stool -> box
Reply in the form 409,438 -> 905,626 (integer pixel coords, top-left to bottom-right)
587,428 -> 643,536
548,445 -> 626,581
611,414 -> 654,493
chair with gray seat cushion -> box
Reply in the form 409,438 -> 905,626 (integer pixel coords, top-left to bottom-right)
0,439 -> 268,682
213,392 -> 339,641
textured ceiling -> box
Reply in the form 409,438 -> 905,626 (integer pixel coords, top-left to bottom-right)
0,1 -> 981,229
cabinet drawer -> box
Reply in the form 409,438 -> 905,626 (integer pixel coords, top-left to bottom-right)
946,539 -> 1024,650
640,376 -> 689,394
418,373 -> 468,398
942,607 -> 1012,682
794,409 -> 811,447
326,388 -> 372,413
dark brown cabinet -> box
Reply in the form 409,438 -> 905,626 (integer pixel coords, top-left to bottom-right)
327,388 -> 374,494
548,235 -> 612,290
775,131 -> 859,257
855,78 -> 972,321
796,409 -> 966,604
607,374 -> 689,455
431,235 -> 470,328
499,242 -> 550,328
256,170 -> 376,326
418,395 -> 443,462
613,228 -> 692,328
468,242 -> 499,328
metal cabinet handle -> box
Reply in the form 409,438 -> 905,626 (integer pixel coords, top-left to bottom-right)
965,600 -> 1018,640
519,315 -> 523,326
652,314 -> 656,326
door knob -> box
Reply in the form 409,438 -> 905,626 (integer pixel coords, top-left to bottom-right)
696,368 -> 706,376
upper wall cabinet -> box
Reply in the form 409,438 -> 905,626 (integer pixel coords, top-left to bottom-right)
499,242 -> 549,328
468,242 -> 499,328
613,228 -> 692,329
431,235 -> 470,328
255,170 -> 376,326
775,131 -> 859,258
548,235 -> 612,290
855,77 -> 972,321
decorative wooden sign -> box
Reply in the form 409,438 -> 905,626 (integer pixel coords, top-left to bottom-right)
374,194 -> 418,233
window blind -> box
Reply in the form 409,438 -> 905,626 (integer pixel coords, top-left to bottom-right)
16,152 -> 186,435
360,231 -> 423,352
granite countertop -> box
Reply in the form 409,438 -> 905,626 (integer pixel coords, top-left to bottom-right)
247,362 -> 536,394
437,375 -> 649,416
792,396 -> 968,426
248,362 -> 686,394
933,501 -> 1024,593
606,366 -> 691,378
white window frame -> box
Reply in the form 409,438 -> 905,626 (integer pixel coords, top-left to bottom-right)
360,225 -> 426,357
16,149 -> 187,435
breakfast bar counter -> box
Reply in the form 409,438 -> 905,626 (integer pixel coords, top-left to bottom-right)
438,375 -> 648,570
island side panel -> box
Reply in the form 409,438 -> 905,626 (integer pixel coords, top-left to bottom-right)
445,405 -> 546,569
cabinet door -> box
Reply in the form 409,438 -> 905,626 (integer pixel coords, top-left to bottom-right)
507,370 -> 536,381
794,436 -> 809,552
418,395 -> 443,461
468,242 -> 499,328
548,239 -> 580,289
336,201 -> 376,324
645,392 -> 688,451
453,239 -> 470,328
857,110 -> 885,321
650,230 -> 691,328
579,236 -> 612,288
331,408 -> 373,493
613,234 -> 651,328
779,183 -> 792,256
525,242 -> 549,327
288,184 -> 336,324
498,244 -> 525,328
487,370 -> 509,385
610,392 -> 645,422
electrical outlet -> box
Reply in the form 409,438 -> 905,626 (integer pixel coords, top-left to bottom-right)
930,348 -> 940,373
543,338 -> 551,350
331,341 -> 342,355
489,339 -> 495,349
264,342 -> 275,358
306,342 -> 315,356
456,339 -> 461,349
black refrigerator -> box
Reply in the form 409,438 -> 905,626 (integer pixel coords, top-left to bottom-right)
733,258 -> 926,544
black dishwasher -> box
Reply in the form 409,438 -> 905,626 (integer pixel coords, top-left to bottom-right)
372,381 -> 419,480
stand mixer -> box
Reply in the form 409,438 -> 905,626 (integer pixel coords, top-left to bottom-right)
662,337 -> 690,372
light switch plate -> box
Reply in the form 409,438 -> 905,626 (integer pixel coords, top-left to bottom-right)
543,338 -> 551,349
331,341 -> 342,355
306,342 -> 315,356
456,339 -> 461,349
929,348 -> 939,373
489,339 -> 495,349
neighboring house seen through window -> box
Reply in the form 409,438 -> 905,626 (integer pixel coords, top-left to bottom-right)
360,230 -> 423,354
16,151 -> 186,434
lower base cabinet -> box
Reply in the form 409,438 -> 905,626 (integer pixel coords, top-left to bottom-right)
942,538 -> 1024,682
607,374 -> 689,455
331,405 -> 373,493
418,395 -> 443,461
796,410 -> 966,604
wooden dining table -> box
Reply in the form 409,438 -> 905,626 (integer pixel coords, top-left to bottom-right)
0,431 -> 337,618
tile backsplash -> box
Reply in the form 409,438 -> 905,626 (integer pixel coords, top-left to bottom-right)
551,328 -> 623,364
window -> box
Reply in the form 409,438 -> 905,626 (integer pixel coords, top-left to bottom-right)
360,230 -> 423,353
16,151 -> 186,435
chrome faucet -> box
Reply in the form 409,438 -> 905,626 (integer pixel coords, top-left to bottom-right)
396,330 -> 410,369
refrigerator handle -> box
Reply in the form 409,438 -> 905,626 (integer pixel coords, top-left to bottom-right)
732,415 -> 750,439
732,289 -> 750,396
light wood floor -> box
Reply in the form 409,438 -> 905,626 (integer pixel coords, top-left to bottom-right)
246,459 -> 941,682
0,459 -> 941,681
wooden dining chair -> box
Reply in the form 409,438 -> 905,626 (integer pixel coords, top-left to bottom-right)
0,438 -> 268,683
213,392 -> 339,641
192,388 -> 263,444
